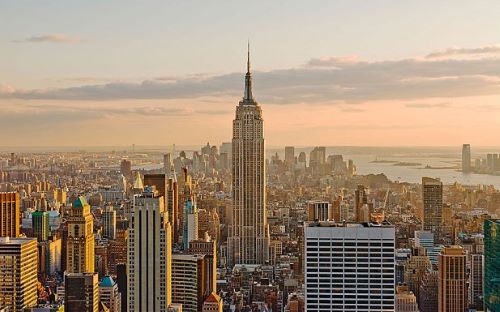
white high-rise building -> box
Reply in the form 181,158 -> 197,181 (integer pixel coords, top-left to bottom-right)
228,45 -> 269,266
304,221 -> 396,311
127,187 -> 172,312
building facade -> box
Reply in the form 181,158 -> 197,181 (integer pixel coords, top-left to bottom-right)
304,222 -> 395,311
228,47 -> 270,266
484,219 -> 500,312
64,272 -> 99,312
438,246 -> 467,312
172,252 -> 215,312
32,210 -> 49,242
100,276 -> 121,312
422,177 -> 443,237
462,144 -> 471,173
0,192 -> 20,237
127,189 -> 172,312
0,237 -> 38,312
102,206 -> 116,239
66,196 -> 95,273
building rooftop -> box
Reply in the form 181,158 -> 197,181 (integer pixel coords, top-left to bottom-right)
99,276 -> 116,288
0,236 -> 37,245
307,220 -> 393,228
72,196 -> 88,208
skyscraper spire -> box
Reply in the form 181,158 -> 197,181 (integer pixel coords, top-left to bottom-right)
247,40 -> 250,74
243,41 -> 254,102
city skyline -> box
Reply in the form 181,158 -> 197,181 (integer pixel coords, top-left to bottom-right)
1,1 -> 500,147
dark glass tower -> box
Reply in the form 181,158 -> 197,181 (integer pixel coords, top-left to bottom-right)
484,219 -> 500,311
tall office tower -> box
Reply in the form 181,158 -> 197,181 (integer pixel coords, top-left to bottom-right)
422,177 -> 443,237
100,276 -> 122,312
167,168 -> 179,245
355,185 -> 370,222
182,171 -> 198,249
0,192 -> 20,237
462,144 -> 471,173
189,239 -> 217,295
284,146 -> 295,166
163,153 -> 171,174
228,46 -> 270,266
0,237 -> 38,311
484,219 -> 500,312
468,253 -> 483,310
102,206 -> 117,239
116,264 -> 127,312
309,146 -> 326,167
403,247 -> 431,300
128,188 -> 172,312
32,210 -> 49,242
304,221 -> 395,311
67,196 -> 95,273
202,292 -> 223,312
171,254 -> 214,312
438,246 -> 467,312
120,159 -> 132,178
419,271 -> 438,312
65,272 -> 99,312
306,201 -> 334,221
395,284 -> 419,312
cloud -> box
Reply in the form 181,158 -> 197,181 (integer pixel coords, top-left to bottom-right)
306,56 -> 360,67
0,103 -> 230,127
341,107 -> 365,113
405,102 -> 451,109
15,34 -> 81,43
426,45 -> 500,58
2,48 -> 500,104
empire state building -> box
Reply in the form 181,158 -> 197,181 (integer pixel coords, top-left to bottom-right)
228,46 -> 270,266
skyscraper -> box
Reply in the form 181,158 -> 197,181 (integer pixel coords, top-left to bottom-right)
120,159 -> 132,178
167,168 -> 179,244
32,209 -> 50,242
306,200 -> 335,222
462,144 -> 471,173
171,254 -> 214,312
422,177 -> 443,236
304,221 -> 395,311
100,276 -> 122,312
182,169 -> 198,250
102,206 -> 117,239
484,219 -> 500,312
355,185 -> 370,222
469,253 -> 484,310
66,196 -> 95,273
438,246 -> 467,312
0,237 -> 38,311
284,146 -> 295,166
0,192 -> 20,237
65,272 -> 99,312
127,188 -> 172,312
228,45 -> 269,266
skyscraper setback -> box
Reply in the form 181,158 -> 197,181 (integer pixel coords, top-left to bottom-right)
228,46 -> 270,266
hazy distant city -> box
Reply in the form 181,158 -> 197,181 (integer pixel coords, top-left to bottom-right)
1,1 -> 500,312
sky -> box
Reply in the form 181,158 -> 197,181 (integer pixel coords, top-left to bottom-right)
1,1 -> 500,147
